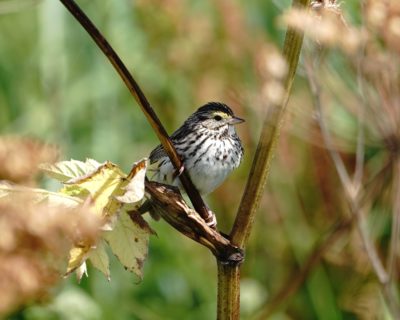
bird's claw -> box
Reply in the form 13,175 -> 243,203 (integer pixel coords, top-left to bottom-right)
177,165 -> 185,176
173,164 -> 185,179
205,208 -> 217,228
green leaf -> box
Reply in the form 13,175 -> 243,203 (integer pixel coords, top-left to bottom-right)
40,158 -> 102,182
88,240 -> 110,281
103,210 -> 153,280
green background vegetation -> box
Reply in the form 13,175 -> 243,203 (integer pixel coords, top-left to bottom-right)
1,0 -> 395,319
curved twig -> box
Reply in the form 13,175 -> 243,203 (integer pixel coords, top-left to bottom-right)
145,181 -> 244,264
58,0 -> 213,227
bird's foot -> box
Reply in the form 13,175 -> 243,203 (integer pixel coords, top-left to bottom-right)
172,164 -> 185,179
205,208 -> 217,229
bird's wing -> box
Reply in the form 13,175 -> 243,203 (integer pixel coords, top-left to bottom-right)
149,144 -> 167,164
148,123 -> 188,164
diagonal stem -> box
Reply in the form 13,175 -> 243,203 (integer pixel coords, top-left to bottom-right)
230,0 -> 310,249
58,0 -> 213,226
305,54 -> 400,317
304,55 -> 389,284
217,1 -> 310,319
230,0 -> 309,249
388,159 -> 400,281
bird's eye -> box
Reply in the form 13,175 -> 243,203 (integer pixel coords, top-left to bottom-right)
214,115 -> 222,121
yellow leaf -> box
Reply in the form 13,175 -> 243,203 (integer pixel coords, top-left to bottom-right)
103,210 -> 152,280
65,161 -> 128,219
115,160 -> 147,204
47,159 -> 150,281
40,158 -> 102,182
66,246 -> 91,276
88,240 -> 110,281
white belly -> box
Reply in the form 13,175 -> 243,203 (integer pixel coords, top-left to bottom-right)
152,138 -> 240,195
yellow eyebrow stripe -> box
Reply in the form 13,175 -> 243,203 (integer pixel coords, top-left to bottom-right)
212,111 -> 229,118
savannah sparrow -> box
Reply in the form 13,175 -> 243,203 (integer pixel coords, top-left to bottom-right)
149,102 -> 244,224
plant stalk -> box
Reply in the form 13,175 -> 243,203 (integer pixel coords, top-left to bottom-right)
58,0 -> 213,226
217,264 -> 240,320
216,1 -> 310,319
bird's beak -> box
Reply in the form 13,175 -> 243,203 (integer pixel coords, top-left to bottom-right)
227,116 -> 245,125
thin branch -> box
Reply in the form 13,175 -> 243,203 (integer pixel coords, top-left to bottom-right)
354,56 -> 366,191
58,0 -> 214,227
304,55 -> 388,282
305,60 -> 353,192
305,54 -> 400,317
353,0 -> 367,191
377,0 -> 400,281
388,159 -> 400,281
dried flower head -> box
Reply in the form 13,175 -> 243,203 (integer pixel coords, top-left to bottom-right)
282,2 -> 364,54
255,46 -> 287,107
0,194 -> 100,316
311,0 -> 341,13
0,136 -> 59,184
366,0 -> 400,53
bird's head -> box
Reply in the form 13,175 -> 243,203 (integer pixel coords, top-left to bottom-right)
190,102 -> 244,131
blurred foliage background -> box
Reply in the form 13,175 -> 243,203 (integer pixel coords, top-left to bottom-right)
1,0 -> 399,319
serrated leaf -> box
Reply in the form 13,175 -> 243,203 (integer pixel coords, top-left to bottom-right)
62,160 -> 148,220
88,240 -> 110,281
40,158 -> 102,182
103,210 -> 151,280
39,158 -> 150,281
115,160 -> 147,204
61,161 -> 128,219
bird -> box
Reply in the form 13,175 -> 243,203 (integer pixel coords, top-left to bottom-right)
148,102 -> 244,226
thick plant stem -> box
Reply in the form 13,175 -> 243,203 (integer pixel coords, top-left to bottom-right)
216,1 -> 310,319
217,263 -> 240,320
230,0 -> 309,248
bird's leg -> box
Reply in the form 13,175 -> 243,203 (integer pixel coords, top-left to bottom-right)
177,164 -> 185,176
172,162 -> 217,228
204,203 -> 217,228
172,164 -> 185,180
